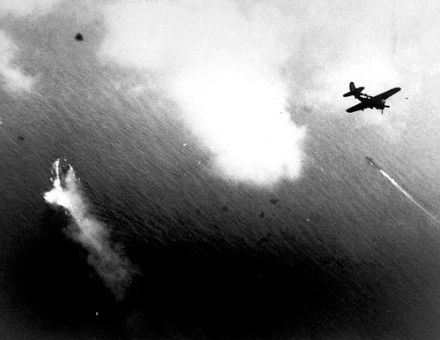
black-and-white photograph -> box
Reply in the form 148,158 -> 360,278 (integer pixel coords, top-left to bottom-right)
1,0 -> 440,338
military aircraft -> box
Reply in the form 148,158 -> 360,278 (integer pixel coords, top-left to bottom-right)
343,82 -> 401,114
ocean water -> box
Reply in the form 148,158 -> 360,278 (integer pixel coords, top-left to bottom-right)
2,9 -> 440,340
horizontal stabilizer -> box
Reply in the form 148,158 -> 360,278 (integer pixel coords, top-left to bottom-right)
343,86 -> 365,97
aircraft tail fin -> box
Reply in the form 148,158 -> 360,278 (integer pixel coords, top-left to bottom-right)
343,82 -> 365,97
350,82 -> 356,92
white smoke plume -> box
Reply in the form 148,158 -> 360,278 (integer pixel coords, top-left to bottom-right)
100,0 -> 306,186
0,0 -> 64,93
44,159 -> 133,299
0,30 -> 34,93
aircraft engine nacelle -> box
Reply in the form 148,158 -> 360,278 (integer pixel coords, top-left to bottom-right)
381,99 -> 389,107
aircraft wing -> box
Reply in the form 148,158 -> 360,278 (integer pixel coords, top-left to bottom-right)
370,87 -> 401,101
346,101 -> 370,113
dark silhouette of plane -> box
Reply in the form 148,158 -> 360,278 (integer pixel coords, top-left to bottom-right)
343,82 -> 401,114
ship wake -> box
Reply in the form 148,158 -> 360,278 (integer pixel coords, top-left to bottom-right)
379,168 -> 439,223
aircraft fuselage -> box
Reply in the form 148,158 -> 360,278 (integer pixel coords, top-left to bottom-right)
354,90 -> 398,110
344,82 -> 401,113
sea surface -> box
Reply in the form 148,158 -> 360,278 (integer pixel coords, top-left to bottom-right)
2,11 -> 440,339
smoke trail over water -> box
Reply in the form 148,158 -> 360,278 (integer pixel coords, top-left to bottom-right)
44,159 -> 133,299
379,169 -> 439,223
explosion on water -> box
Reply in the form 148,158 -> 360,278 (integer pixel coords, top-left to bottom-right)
44,159 -> 133,299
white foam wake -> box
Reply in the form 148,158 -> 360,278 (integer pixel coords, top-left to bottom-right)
379,169 -> 439,223
44,159 -> 133,299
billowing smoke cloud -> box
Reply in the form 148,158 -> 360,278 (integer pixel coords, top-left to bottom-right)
100,0 -> 306,186
0,0 -> 63,93
0,30 -> 34,93
99,0 -> 440,173
44,159 -> 133,299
